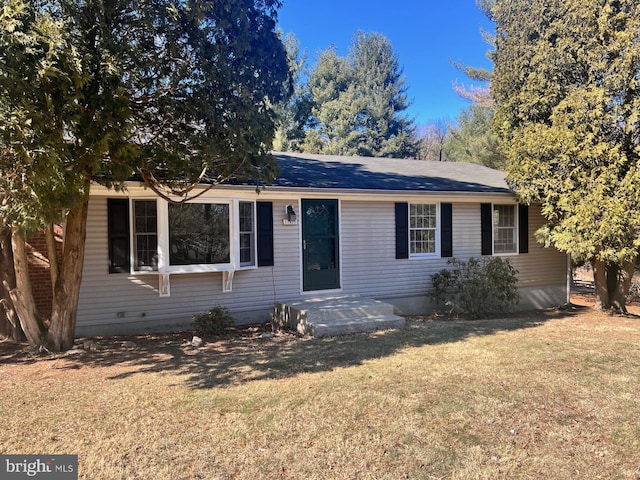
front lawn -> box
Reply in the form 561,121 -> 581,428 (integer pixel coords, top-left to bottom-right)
2,303 -> 640,479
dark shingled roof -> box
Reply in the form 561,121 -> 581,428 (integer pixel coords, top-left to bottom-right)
271,152 -> 511,194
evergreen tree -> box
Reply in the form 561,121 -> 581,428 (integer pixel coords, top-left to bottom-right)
444,105 -> 504,169
492,0 -> 640,311
273,33 -> 312,152
302,32 -> 417,158
445,0 -> 502,168
0,0 -> 290,350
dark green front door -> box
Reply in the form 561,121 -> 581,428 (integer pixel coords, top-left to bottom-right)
302,199 -> 340,291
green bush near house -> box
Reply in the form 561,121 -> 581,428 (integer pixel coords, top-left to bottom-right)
192,306 -> 235,336
431,257 -> 520,318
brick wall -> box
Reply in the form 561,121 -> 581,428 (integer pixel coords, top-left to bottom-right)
27,225 -> 63,320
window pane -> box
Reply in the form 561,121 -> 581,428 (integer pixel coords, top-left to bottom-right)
409,203 -> 437,255
411,229 -> 436,254
240,233 -> 253,264
493,205 -> 517,253
135,200 -> 157,233
169,203 -> 230,265
428,204 -> 437,228
239,202 -> 253,232
494,205 -> 515,227
133,200 -> 158,271
135,234 -> 158,270
239,202 -> 255,266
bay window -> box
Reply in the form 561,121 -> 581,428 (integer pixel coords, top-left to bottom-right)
128,199 -> 257,273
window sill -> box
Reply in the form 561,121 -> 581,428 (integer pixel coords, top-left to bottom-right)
238,264 -> 258,271
131,265 -> 235,275
131,266 -> 243,296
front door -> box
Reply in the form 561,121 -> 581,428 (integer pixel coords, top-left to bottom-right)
302,199 -> 340,291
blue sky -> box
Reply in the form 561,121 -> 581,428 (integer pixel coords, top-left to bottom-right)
277,0 -> 494,126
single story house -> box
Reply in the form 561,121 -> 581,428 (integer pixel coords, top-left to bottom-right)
77,152 -> 569,336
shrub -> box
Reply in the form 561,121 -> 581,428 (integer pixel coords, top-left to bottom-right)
430,257 -> 520,318
192,306 -> 235,336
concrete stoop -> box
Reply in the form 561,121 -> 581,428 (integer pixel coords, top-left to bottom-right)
273,295 -> 405,337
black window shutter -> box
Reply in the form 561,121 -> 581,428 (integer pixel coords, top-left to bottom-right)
107,198 -> 130,273
256,201 -> 274,267
480,203 -> 493,256
441,203 -> 453,258
518,204 -> 529,254
395,203 -> 409,259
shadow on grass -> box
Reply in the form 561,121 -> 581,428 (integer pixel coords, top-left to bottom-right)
0,306 -> 587,390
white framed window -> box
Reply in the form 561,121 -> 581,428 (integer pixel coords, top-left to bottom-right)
409,203 -> 439,257
238,201 -> 255,267
133,200 -> 159,271
493,204 -> 517,254
168,203 -> 230,265
131,199 -> 257,273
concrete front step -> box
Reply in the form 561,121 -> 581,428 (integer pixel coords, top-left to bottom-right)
310,315 -> 406,337
274,295 -> 405,337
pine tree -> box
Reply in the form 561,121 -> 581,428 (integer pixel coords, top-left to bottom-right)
492,0 -> 640,311
445,105 -> 504,169
302,32 -> 417,158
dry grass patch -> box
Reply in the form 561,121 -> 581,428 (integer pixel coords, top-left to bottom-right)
2,306 -> 640,479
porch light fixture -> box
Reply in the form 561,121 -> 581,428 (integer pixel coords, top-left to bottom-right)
286,205 -> 297,223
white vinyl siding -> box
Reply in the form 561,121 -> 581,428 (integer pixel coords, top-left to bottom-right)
509,203 -> 566,287
77,196 -> 567,335
77,197 -> 300,334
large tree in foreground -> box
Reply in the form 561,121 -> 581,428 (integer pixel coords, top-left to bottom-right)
492,0 -> 640,311
0,0 -> 290,350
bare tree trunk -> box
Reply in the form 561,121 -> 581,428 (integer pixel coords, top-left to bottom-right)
592,259 -> 609,310
46,194 -> 89,352
609,258 -> 636,313
9,229 -> 45,349
592,258 -> 636,313
0,220 -> 23,341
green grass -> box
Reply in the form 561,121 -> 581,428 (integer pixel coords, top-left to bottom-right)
2,308 -> 640,479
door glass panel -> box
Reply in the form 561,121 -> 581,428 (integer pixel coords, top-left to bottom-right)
305,238 -> 336,271
304,204 -> 335,236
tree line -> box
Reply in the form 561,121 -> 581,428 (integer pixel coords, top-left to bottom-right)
272,30 -> 504,167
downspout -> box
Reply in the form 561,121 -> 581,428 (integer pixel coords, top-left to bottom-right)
566,253 -> 572,305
